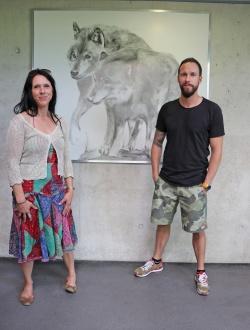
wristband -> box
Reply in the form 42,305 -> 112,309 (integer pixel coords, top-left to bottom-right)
16,199 -> 27,205
66,187 -> 75,191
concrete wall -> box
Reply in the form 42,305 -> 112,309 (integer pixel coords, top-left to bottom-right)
0,0 -> 249,262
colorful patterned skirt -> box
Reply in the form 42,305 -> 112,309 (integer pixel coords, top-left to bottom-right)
9,145 -> 78,263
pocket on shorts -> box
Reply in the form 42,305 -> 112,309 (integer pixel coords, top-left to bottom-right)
197,185 -> 207,198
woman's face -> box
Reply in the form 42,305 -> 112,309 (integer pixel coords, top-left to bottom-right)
31,74 -> 53,109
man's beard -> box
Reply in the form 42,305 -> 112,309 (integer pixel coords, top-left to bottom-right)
180,84 -> 199,98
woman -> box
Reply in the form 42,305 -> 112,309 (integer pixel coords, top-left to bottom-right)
7,69 -> 78,306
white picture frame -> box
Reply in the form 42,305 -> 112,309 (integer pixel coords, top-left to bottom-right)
33,9 -> 210,163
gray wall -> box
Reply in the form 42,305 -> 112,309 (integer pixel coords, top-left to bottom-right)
0,0 -> 249,262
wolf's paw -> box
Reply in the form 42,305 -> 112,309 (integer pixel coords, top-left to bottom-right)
99,144 -> 110,155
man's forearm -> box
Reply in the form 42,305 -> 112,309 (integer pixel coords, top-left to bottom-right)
204,151 -> 222,185
151,144 -> 162,182
204,137 -> 223,185
151,129 -> 166,182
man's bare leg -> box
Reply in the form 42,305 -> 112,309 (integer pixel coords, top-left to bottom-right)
134,225 -> 170,277
192,231 -> 206,270
153,225 -> 171,259
193,231 -> 209,295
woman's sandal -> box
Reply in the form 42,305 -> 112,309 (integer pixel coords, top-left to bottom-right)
64,281 -> 77,294
19,294 -> 34,306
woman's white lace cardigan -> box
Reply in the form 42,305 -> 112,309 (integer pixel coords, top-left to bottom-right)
7,114 -> 73,186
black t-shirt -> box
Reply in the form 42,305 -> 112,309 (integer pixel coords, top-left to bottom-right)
156,98 -> 225,186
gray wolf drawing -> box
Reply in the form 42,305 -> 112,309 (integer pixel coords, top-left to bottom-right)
67,22 -> 179,160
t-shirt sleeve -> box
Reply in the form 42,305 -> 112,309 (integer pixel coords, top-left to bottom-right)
156,105 -> 167,132
209,104 -> 225,138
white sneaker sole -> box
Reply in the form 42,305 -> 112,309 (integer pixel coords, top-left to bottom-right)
134,267 -> 163,278
195,280 -> 209,296
196,288 -> 209,296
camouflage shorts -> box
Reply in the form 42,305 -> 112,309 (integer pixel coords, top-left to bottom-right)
151,177 -> 207,233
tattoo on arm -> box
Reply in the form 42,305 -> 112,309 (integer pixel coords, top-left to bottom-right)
153,130 -> 166,147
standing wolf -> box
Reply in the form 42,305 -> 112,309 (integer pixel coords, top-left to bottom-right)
67,22 -> 179,159
87,49 -> 179,156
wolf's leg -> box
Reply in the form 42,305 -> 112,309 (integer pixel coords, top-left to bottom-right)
70,76 -> 94,144
99,108 -> 115,155
109,121 -> 126,157
128,119 -> 143,151
145,118 -> 155,157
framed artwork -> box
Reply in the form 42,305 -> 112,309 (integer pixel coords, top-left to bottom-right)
33,10 -> 210,163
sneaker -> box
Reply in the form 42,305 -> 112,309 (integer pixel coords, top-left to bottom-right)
134,259 -> 163,278
195,272 -> 209,295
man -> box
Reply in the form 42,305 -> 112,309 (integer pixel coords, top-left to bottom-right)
134,58 -> 224,296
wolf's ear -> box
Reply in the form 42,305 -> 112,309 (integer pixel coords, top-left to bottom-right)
90,27 -> 105,47
73,22 -> 81,39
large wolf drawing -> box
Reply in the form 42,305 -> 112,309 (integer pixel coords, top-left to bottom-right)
87,49 -> 179,156
67,23 -> 151,158
67,22 -> 179,159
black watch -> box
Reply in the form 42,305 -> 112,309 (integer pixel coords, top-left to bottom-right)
202,182 -> 211,191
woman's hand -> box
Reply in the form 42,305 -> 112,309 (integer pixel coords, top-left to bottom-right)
16,200 -> 38,222
60,189 -> 73,216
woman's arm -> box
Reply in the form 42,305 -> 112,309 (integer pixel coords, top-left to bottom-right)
61,119 -> 74,179
60,119 -> 74,216
7,116 -> 25,187
12,184 -> 38,221
7,116 -> 37,220
59,176 -> 74,216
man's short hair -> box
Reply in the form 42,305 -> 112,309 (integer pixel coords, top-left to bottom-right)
178,57 -> 202,76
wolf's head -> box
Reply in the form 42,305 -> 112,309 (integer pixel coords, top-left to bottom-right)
67,22 -> 151,80
67,23 -> 109,80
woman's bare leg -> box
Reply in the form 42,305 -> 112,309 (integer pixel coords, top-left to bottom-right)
19,261 -> 34,298
63,252 -> 76,286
